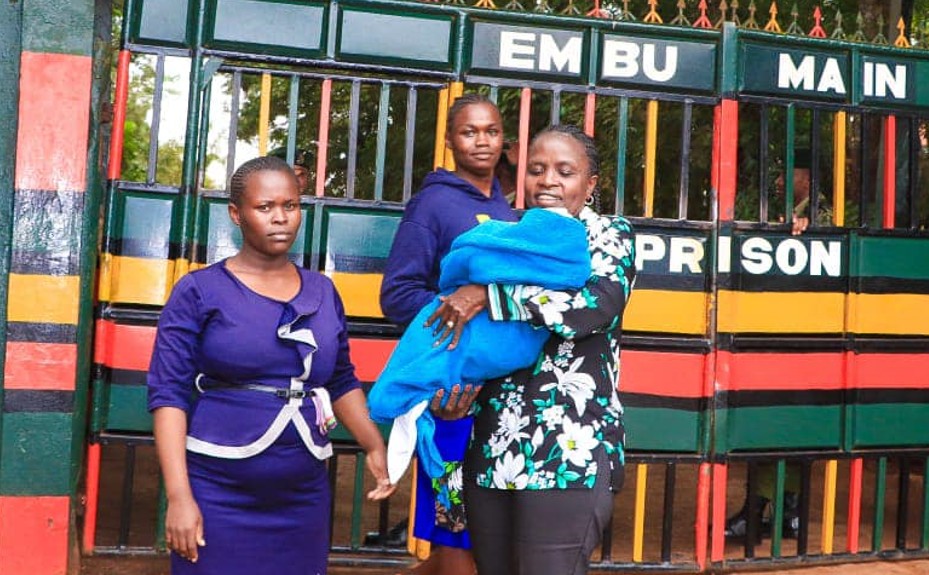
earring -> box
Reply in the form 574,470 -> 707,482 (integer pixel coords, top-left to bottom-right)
585,195 -> 594,205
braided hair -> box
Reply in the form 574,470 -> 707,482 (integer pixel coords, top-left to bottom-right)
228,156 -> 297,206
532,124 -> 602,212
446,92 -> 500,134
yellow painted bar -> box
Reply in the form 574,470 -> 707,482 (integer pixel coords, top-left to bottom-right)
444,82 -> 464,171
327,272 -> 385,318
433,86 -> 450,169
833,112 -> 846,226
258,73 -> 272,156
821,459 -> 838,554
849,293 -> 929,335
97,254 -> 178,306
717,291 -> 844,333
623,289 -> 708,335
633,463 -> 648,562
406,463 -> 431,559
644,100 -> 658,217
7,274 -> 80,325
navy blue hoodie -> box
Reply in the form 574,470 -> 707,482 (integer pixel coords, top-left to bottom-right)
380,168 -> 517,326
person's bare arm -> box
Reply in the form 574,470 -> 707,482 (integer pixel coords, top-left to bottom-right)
154,407 -> 204,562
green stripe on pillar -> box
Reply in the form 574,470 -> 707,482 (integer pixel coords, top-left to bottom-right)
21,0 -> 94,56
10,190 -> 84,275
725,405 -> 843,450
853,236 -> 929,281
625,408 -> 702,452
849,403 -> 929,447
0,413 -> 73,495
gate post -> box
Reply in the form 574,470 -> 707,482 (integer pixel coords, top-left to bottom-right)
0,1 -> 101,574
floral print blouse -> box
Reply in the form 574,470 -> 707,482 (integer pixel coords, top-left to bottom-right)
465,207 -> 636,491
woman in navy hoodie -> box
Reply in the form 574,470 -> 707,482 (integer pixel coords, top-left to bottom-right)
380,93 -> 517,575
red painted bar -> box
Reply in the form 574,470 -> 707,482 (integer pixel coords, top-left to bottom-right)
695,462 -> 711,569
856,353 -> 929,389
584,92 -> 596,136
15,52 -> 92,191
620,350 -> 707,398
716,99 -> 738,221
724,351 -> 844,391
515,87 -> 531,210
882,115 -> 896,229
710,464 -> 728,562
847,457 -> 864,553
3,342 -> 77,390
107,50 -> 131,181
81,443 -> 102,554
93,320 -> 155,372
314,78 -> 332,198
0,496 -> 69,575
348,338 -> 396,382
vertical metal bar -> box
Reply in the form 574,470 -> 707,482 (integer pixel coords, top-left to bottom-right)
118,444 -> 137,548
833,111 -> 847,226
225,71 -> 241,188
644,100 -> 658,217
434,85 -> 450,169
551,88 -> 561,125
488,84 -> 499,104
346,80 -> 361,199
695,463 -> 711,570
897,456 -> 911,550
350,452 -> 366,550
402,86 -> 418,202
909,116 -> 920,229
859,115 -> 870,226
873,456 -> 887,552
660,462 -> 676,563
195,80 -> 213,190
922,456 -> 929,550
378,499 -> 390,546
772,459 -> 787,557
258,72 -> 272,155
822,459 -> 838,554
759,105 -> 769,222
810,109 -> 821,224
147,53 -> 166,185
516,87 -> 531,210
584,92 -> 596,136
883,115 -> 897,229
798,460 -> 812,556
81,443 -> 102,553
445,82 -> 463,171
615,97 -> 628,215
745,462 -> 758,558
709,462 -> 727,564
785,105 -> 796,223
373,83 -> 391,202
632,463 -> 648,562
315,78 -> 332,198
108,50 -> 132,181
848,457 -> 864,553
286,74 -> 300,164
678,101 -> 693,220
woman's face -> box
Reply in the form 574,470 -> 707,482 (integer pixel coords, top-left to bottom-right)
525,133 -> 597,216
446,103 -> 504,178
228,169 -> 301,257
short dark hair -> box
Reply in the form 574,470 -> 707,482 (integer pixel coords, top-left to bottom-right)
229,156 -> 296,206
446,93 -> 500,134
531,124 -> 602,211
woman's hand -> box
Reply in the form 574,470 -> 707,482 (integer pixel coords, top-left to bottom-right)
430,384 -> 483,420
164,493 -> 205,563
425,284 -> 488,350
365,447 -> 397,500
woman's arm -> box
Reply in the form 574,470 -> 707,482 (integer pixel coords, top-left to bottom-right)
487,216 -> 636,340
154,407 -> 204,562
333,389 -> 396,500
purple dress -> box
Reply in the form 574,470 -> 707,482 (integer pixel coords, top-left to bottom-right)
148,262 -> 360,575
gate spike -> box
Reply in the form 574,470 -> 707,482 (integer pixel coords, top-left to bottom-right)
744,0 -> 760,29
808,5 -> 826,38
763,0 -> 782,33
534,0 -> 553,13
560,0 -> 580,15
473,0 -> 497,8
670,0 -> 691,26
830,10 -> 846,40
730,0 -> 741,26
587,0 -> 611,19
643,0 -> 663,23
715,0 -> 729,28
785,2 -> 804,35
694,0 -> 713,28
851,11 -> 868,42
504,0 -> 524,10
872,14 -> 888,44
894,16 -> 909,47
618,0 -> 636,21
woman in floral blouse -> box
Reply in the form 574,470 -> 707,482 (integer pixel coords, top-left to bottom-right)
429,124 -> 636,575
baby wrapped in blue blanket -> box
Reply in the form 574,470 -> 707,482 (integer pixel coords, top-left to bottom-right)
369,208 -> 591,482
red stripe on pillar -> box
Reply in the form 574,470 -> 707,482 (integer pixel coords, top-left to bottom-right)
15,52 -> 92,191
107,50 -> 131,181
725,351 -> 845,391
882,115 -> 896,229
0,496 -> 70,575
710,462 -> 727,562
620,350 -> 708,398
716,99 -> 738,221
694,462 -> 711,569
3,342 -> 77,390
93,319 -> 155,372
82,443 -> 102,554
348,338 -> 396,382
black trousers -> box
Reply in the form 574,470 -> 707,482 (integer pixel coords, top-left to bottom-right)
464,465 -> 616,575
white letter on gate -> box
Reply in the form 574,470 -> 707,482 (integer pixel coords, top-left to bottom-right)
669,237 -> 704,273
500,31 -> 536,70
817,58 -> 846,94
775,238 -> 808,275
635,234 -> 666,272
741,237 -> 773,274
539,35 -> 582,74
642,44 -> 677,83
777,53 -> 815,90
602,40 -> 640,78
809,241 -> 841,277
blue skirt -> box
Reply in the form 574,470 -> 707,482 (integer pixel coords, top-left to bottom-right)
171,424 -> 331,575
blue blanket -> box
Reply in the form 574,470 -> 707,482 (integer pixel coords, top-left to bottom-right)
369,208 -> 590,481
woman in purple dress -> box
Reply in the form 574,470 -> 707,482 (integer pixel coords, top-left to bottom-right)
148,156 -> 394,574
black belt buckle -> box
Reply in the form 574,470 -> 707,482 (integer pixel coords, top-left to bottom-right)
275,389 -> 307,400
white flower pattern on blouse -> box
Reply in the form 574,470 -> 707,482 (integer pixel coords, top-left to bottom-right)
468,208 -> 636,491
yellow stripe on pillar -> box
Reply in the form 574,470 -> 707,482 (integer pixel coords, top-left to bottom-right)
7,274 -> 80,325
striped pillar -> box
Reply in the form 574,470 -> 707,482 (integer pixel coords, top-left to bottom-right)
0,1 -> 97,574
